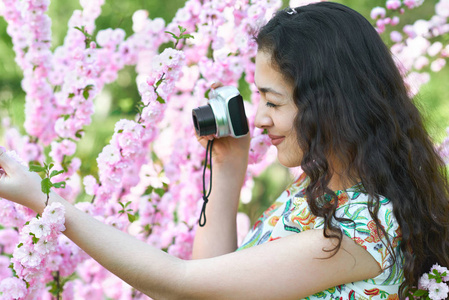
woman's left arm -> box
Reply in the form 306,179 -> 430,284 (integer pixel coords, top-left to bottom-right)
0,151 -> 381,299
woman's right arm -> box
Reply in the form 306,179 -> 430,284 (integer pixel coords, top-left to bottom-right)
191,132 -> 250,259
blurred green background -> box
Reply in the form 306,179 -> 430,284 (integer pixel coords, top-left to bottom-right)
0,0 -> 448,222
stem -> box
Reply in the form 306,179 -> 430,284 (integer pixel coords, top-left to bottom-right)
55,271 -> 61,300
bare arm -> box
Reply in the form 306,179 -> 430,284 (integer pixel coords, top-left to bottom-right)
192,81 -> 251,259
191,133 -> 250,258
0,151 -> 381,300
0,151 -> 381,299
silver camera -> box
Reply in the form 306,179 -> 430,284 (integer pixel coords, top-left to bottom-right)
192,86 -> 249,138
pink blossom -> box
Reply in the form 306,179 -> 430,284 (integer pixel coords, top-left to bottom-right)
28,218 -> 52,239
390,31 -> 403,43
431,263 -> 449,281
428,42 -> 444,57
428,281 -> 449,300
431,58 -> 446,72
35,239 -> 57,255
413,19 -> 430,36
14,244 -> 43,268
61,280 -> 75,300
414,56 -> 429,70
419,272 -> 432,289
248,133 -> 271,164
83,175 -> 99,196
42,202 -> 66,226
0,277 -> 27,299
0,256 -> 13,280
0,229 -> 19,253
97,144 -> 121,165
391,16 -> 400,26
436,0 -> 449,18
370,7 -> 386,20
386,0 -> 401,10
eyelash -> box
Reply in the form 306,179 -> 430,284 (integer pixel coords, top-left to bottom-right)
255,90 -> 278,108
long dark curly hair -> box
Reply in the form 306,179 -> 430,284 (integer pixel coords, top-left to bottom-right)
256,2 -> 449,298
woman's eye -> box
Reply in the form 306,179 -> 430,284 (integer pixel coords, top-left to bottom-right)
265,102 -> 277,108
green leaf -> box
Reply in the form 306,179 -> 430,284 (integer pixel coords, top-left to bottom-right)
17,243 -> 23,248
164,31 -> 178,40
74,26 -> 84,33
178,25 -> 186,33
144,186 -> 154,195
68,93 -> 75,99
118,202 -> 125,209
75,130 -> 84,139
181,33 -> 194,40
413,289 -> 427,297
83,84 -> 94,100
52,181 -> 66,189
29,165 -> 46,173
61,114 -> 71,120
83,89 -> 90,100
50,170 -> 64,178
127,213 -> 136,223
154,188 -> 165,197
49,162 -> 54,170
32,236 -> 39,244
155,77 -> 164,88
156,96 -> 165,104
41,178 -> 52,194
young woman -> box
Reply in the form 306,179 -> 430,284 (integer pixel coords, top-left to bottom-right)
0,2 -> 448,299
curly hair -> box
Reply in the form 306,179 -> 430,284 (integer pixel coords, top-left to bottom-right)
256,2 -> 449,298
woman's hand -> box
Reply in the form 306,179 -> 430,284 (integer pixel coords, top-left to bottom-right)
195,82 -> 251,169
0,150 -> 46,213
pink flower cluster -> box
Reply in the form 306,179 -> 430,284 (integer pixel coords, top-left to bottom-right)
0,0 -> 55,146
0,202 -> 66,299
417,264 -> 449,300
370,0 -> 449,97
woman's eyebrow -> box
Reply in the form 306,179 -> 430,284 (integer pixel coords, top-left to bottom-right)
254,83 -> 284,96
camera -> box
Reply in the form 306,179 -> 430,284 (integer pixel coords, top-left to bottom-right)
192,86 -> 249,138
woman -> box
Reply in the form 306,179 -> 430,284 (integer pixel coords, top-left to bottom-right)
0,2 -> 448,299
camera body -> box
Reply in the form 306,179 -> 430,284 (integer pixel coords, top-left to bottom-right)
192,86 -> 249,138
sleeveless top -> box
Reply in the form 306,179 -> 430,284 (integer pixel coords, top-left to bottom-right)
238,173 -> 404,299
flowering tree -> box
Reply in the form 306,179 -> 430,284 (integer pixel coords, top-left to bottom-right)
0,0 -> 448,299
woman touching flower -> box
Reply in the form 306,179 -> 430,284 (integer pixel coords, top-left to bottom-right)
1,2 -> 449,299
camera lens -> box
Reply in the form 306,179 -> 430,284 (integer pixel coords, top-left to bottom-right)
192,105 -> 217,136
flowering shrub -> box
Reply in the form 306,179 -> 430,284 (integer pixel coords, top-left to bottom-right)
0,0 -> 448,299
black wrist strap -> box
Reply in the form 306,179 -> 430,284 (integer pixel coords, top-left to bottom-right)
199,139 -> 214,227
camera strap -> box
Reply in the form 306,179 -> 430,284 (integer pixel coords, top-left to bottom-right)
199,139 -> 214,227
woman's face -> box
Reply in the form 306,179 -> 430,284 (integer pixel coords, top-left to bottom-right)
254,51 -> 302,168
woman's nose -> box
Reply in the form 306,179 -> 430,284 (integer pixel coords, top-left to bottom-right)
254,102 -> 272,129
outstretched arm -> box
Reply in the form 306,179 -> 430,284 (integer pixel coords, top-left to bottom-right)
0,151 -> 381,299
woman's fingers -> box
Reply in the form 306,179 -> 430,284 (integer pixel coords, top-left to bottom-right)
0,150 -> 15,175
211,82 -> 223,89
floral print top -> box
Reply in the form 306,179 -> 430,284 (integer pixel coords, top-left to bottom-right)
238,173 -> 404,299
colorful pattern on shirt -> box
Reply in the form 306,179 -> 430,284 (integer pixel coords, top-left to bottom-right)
238,173 -> 404,299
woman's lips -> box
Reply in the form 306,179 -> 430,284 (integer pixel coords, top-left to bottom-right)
268,134 -> 285,146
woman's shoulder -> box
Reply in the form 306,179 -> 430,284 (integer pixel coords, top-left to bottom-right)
314,188 -> 403,285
